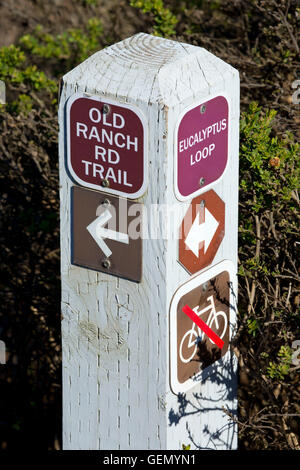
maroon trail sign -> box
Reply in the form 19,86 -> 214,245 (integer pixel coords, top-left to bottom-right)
175,95 -> 229,201
66,93 -> 147,199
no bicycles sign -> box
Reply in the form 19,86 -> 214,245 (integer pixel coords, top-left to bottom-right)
169,260 -> 236,394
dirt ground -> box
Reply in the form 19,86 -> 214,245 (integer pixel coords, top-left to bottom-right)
0,0 -> 143,46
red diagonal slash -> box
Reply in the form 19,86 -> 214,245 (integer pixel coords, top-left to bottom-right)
182,304 -> 224,349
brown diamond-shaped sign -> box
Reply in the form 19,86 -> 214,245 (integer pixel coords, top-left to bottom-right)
71,186 -> 142,282
179,189 -> 225,275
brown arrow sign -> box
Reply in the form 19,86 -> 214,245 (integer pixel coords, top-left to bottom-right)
71,186 -> 142,282
179,189 -> 225,275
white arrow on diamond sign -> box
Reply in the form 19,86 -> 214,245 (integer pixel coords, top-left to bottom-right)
179,189 -> 225,275
185,205 -> 219,257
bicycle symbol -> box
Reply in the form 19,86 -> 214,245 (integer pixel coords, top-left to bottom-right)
179,295 -> 228,363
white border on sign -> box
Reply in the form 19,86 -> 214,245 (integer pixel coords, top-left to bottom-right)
169,260 -> 236,395
174,93 -> 230,202
65,93 -> 148,200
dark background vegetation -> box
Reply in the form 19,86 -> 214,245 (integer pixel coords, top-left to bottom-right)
0,0 -> 299,450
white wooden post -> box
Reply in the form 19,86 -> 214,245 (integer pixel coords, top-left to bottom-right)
59,33 -> 239,450
0,80 -> 5,105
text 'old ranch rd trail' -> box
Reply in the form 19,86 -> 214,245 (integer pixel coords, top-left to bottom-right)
66,94 -> 147,198
175,95 -> 229,200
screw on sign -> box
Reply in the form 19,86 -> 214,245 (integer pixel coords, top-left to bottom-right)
179,189 -> 225,275
66,93 -> 147,198
170,261 -> 236,394
175,95 -> 229,201
71,186 -> 142,282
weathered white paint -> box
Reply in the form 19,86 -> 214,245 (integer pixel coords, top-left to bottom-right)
59,33 -> 239,450
0,80 -> 5,105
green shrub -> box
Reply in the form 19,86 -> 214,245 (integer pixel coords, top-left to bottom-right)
240,102 -> 299,214
80,0 -> 99,5
267,346 -> 293,380
0,45 -> 57,93
0,18 -> 105,113
130,0 -> 178,37
19,18 -> 103,65
237,101 -> 299,447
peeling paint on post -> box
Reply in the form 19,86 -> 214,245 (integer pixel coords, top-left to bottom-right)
59,33 -> 239,450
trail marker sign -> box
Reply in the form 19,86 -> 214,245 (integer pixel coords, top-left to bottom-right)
59,33 -> 239,450
170,260 -> 235,394
71,186 -> 142,282
66,94 -> 147,199
179,189 -> 225,275
175,95 -> 229,201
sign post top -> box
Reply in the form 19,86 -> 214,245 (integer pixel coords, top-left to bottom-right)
62,33 -> 239,109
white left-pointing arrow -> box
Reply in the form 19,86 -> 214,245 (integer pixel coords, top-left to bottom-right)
86,209 -> 129,258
